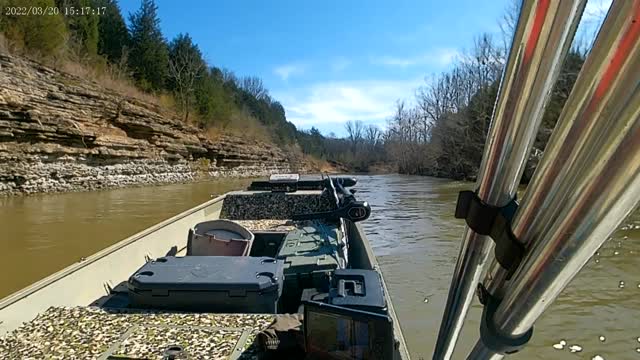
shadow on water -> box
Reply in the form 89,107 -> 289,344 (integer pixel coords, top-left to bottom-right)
356,174 -> 640,360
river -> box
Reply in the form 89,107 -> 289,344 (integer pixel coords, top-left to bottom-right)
1,174 -> 638,359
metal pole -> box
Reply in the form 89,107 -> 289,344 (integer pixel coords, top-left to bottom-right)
433,1 -> 586,358
483,0 -> 634,296
483,0 -> 622,298
469,1 -> 640,357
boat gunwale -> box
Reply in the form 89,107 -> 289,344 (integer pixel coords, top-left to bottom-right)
352,222 -> 411,359
1,191 -> 411,359
0,194 -> 227,309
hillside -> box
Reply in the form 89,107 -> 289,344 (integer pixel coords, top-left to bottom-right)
0,54 -> 317,195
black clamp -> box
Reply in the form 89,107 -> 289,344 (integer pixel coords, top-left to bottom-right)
456,191 -> 533,354
477,284 -> 533,355
455,190 -> 523,278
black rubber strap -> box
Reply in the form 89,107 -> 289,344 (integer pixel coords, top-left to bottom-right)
455,190 -> 523,277
478,285 -> 533,354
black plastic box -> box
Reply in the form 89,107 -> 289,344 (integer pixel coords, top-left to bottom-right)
328,269 -> 387,314
303,300 -> 394,360
128,256 -> 284,313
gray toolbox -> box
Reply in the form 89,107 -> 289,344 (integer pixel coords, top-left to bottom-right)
276,222 -> 345,289
128,256 -> 284,313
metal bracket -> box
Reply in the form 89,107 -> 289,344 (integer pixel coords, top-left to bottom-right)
455,190 -> 523,277
478,286 -> 533,355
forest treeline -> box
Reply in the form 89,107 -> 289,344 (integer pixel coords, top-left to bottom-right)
0,0 -> 298,145
300,43 -> 586,179
0,0 -> 592,180
298,7 -> 589,180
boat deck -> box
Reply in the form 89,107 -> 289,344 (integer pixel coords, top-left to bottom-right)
0,180 -> 411,359
0,217 -> 340,359
0,306 -> 276,359
234,219 -> 304,232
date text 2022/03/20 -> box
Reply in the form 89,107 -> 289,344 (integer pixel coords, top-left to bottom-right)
3,6 -> 106,17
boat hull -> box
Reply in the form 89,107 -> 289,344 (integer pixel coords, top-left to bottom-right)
0,193 -> 410,359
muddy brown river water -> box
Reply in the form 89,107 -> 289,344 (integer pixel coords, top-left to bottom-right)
1,174 -> 638,359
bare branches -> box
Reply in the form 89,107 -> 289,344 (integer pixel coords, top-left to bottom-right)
383,33 -> 504,178
240,76 -> 269,100
365,125 -> 382,148
498,0 -> 520,52
297,1 -> 589,180
221,68 -> 238,85
345,120 -> 365,151
168,34 -> 205,121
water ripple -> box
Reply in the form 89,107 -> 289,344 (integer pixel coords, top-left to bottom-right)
355,174 -> 640,359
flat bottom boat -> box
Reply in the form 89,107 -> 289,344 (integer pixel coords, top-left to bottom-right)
0,174 -> 410,360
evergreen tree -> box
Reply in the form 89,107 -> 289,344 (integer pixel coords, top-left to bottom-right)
298,127 -> 325,157
168,33 -> 205,120
95,0 -> 128,63
128,0 -> 168,91
194,68 -> 233,127
1,0 -> 68,56
56,0 -> 99,56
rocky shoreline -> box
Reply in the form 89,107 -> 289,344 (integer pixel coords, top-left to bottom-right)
0,153 -> 293,196
0,54 -> 308,196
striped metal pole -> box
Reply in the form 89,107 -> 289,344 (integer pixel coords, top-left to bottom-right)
433,0 -> 586,358
468,1 -> 640,358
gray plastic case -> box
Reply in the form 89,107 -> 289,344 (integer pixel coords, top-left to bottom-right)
276,223 -> 343,288
128,256 -> 284,313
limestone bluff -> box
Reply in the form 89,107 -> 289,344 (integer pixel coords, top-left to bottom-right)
0,54 -> 313,196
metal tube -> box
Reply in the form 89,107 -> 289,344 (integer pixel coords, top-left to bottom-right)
483,0 -> 621,297
501,118 -> 640,332
469,341 -> 504,360
433,1 -> 586,358
484,0 -> 635,296
472,97 -> 640,359
468,0 -> 640,357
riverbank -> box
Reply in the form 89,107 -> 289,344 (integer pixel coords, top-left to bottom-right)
0,54 -> 322,196
394,145 -> 542,184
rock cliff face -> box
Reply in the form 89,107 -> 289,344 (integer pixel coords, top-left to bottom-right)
0,54 -> 300,195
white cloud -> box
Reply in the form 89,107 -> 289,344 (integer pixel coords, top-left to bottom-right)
274,79 -> 422,128
371,48 -> 459,68
273,63 -> 307,81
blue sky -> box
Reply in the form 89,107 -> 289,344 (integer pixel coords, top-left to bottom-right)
119,0 -> 611,136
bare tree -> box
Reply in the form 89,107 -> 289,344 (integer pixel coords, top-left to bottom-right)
365,125 -> 382,148
345,120 -> 364,153
302,0 -> 589,180
240,76 -> 269,100
221,68 -> 238,85
168,36 -> 205,121
380,33 -> 504,178
498,0 -> 520,52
